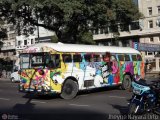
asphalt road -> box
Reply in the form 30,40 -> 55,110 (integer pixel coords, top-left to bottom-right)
0,76 -> 159,120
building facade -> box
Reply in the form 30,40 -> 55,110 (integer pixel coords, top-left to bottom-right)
0,24 -> 55,78
138,0 -> 160,61
0,24 -> 17,61
0,24 -> 16,78
93,0 -> 160,72
15,26 -> 55,55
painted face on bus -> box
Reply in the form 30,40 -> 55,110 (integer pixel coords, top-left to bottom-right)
103,53 -> 110,62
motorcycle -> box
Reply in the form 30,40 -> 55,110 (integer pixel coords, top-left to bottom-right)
128,79 -> 160,115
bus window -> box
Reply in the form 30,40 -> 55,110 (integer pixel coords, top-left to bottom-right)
20,54 -> 30,69
118,55 -> 124,61
103,53 -> 110,62
62,54 -> 72,63
125,55 -> 130,61
84,54 -> 91,62
31,53 -> 45,67
48,54 -> 61,68
137,54 -> 142,61
73,54 -> 82,62
93,55 -> 101,62
132,55 -> 137,61
110,55 -> 117,61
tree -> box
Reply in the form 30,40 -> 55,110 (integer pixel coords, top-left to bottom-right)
51,35 -> 58,43
0,19 -> 6,47
0,0 -> 142,44
106,0 -> 142,31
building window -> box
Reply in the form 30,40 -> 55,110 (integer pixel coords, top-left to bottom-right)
18,41 -> 21,46
148,7 -> 152,16
150,37 -> 154,42
9,33 -> 16,39
148,52 -> 153,55
145,51 -> 147,55
24,40 -> 27,45
9,26 -> 14,31
158,6 -> 160,14
94,29 -> 99,34
100,28 -> 104,34
148,20 -> 153,28
31,39 -> 34,44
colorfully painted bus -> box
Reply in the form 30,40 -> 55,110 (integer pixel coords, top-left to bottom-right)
19,43 -> 145,99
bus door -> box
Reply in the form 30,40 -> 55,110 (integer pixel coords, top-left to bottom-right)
110,55 -> 119,84
47,54 -> 62,92
72,54 -> 85,89
81,54 -> 95,87
101,52 -> 111,84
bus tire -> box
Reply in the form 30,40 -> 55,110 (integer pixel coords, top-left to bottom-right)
60,79 -> 78,99
121,75 -> 131,90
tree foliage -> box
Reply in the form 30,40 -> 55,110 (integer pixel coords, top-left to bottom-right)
0,18 -> 6,47
0,0 -> 142,44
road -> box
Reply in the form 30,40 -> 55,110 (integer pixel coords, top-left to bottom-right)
0,75 -> 159,120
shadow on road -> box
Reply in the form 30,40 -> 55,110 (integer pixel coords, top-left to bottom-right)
78,85 -> 121,96
10,96 -> 107,120
22,93 -> 61,100
19,86 -> 121,101
12,94 -> 35,113
109,97 -> 131,115
110,104 -> 129,115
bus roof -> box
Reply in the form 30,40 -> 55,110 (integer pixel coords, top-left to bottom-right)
23,43 -> 140,54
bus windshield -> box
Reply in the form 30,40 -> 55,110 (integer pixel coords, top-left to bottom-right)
20,54 -> 30,69
31,53 -> 45,68
20,53 -> 50,69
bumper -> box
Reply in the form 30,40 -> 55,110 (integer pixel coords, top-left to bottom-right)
18,85 -> 59,95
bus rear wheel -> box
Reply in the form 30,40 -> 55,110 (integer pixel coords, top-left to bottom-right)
121,75 -> 132,90
60,79 -> 78,99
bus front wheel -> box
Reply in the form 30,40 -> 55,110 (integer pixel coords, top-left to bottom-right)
121,75 -> 131,90
60,79 -> 78,99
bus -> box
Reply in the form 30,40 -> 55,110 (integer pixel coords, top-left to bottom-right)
18,43 -> 145,99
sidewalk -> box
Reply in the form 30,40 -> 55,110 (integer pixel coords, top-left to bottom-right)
0,77 -> 10,81
145,70 -> 160,77
146,70 -> 160,74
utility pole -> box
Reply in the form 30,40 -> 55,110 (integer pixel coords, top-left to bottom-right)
37,25 -> 39,43
37,17 -> 40,43
36,10 -> 40,43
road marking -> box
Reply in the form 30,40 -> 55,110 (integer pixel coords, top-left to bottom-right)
31,100 -> 46,104
11,86 -> 18,88
80,95 -> 88,97
108,96 -> 126,99
0,97 -> 10,101
69,104 -> 90,107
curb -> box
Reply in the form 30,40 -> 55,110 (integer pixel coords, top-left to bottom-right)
0,78 -> 10,81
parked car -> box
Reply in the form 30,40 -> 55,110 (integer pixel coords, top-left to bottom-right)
10,69 -> 20,83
